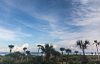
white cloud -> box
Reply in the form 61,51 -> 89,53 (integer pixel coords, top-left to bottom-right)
13,43 -> 29,52
0,44 -> 29,52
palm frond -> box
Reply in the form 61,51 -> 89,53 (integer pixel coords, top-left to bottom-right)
60,47 -> 65,51
85,40 -> 90,45
41,46 -> 45,52
98,42 -> 100,45
65,49 -> 71,53
45,44 -> 49,49
94,40 -> 97,43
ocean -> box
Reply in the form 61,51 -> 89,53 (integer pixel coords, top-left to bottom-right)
0,52 -> 96,56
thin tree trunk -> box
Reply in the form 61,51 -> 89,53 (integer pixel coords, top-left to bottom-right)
82,47 -> 85,55
76,53 -> 77,55
27,55 -> 28,61
66,53 -> 69,64
10,49 -> 11,53
62,51 -> 63,64
21,56 -> 23,62
46,53 -> 50,61
37,48 -> 39,55
96,44 -> 99,59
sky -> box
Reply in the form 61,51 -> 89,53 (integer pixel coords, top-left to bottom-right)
0,0 -> 100,53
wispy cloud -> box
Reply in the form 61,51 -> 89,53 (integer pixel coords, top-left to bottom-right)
0,27 -> 32,41
1,0 -> 100,52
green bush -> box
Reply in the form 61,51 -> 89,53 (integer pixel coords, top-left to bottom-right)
41,60 -> 49,64
68,60 -> 74,64
1,56 -> 15,64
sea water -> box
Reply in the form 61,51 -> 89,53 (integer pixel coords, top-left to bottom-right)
0,52 -> 97,56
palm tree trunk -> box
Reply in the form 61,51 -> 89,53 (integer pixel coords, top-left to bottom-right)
96,45 -> 99,59
21,56 -> 23,62
62,51 -> 63,64
10,49 -> 11,53
66,53 -> 69,64
37,48 -> 39,55
76,53 -> 77,55
27,55 -> 28,61
82,47 -> 85,55
46,53 -> 50,61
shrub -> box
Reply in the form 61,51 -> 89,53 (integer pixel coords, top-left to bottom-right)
68,60 -> 74,64
1,56 -> 15,64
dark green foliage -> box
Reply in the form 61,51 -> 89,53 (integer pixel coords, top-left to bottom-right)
6,51 -> 21,60
68,60 -> 74,64
41,60 -> 48,64
1,56 -> 15,64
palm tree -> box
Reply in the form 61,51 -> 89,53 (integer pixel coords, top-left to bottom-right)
76,40 -> 90,55
41,44 -> 54,61
65,49 -> 71,64
26,51 -> 30,61
91,52 -> 94,59
91,52 -> 93,55
74,51 -> 78,55
22,47 -> 27,61
8,45 -> 14,53
52,50 -> 61,64
60,47 -> 65,64
37,45 -> 41,55
93,40 -> 100,59
23,47 -> 27,53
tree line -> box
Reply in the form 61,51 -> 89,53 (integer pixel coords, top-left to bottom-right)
6,39 -> 100,64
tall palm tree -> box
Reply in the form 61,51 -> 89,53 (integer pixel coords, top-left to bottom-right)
23,47 -> 27,53
41,44 -> 54,61
65,49 -> 71,64
37,45 -> 41,55
93,40 -> 100,59
8,45 -> 14,53
74,51 -> 78,55
76,40 -> 90,55
26,51 -> 30,61
60,47 -> 65,64
22,47 -> 27,61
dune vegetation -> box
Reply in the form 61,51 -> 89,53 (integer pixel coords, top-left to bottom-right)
0,40 -> 100,64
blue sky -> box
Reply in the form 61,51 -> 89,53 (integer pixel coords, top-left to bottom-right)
0,0 -> 100,52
